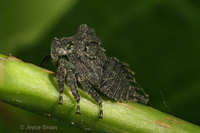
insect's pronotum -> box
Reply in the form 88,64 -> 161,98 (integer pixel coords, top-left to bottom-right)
40,24 -> 149,119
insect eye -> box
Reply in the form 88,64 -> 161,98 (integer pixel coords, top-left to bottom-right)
57,48 -> 67,56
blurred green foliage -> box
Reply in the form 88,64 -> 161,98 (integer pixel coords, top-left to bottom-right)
0,0 -> 200,132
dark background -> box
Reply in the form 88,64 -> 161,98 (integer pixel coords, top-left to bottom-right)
0,0 -> 200,132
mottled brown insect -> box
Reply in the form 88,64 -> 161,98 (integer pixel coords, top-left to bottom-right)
40,24 -> 149,119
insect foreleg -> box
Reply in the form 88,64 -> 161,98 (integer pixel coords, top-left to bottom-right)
57,62 -> 66,105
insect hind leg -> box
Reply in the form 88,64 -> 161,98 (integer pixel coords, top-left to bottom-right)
77,74 -> 103,119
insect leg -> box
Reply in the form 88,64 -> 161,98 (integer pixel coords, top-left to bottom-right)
57,63 -> 66,105
77,74 -> 103,119
66,70 -> 81,114
40,54 -> 51,67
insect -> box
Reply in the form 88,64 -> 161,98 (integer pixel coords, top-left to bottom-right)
40,24 -> 149,119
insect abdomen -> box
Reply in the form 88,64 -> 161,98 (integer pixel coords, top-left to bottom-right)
100,57 -> 148,104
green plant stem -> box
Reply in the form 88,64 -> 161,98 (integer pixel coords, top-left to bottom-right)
0,54 -> 200,133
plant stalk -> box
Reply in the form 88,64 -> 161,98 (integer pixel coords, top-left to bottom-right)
0,54 -> 200,133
